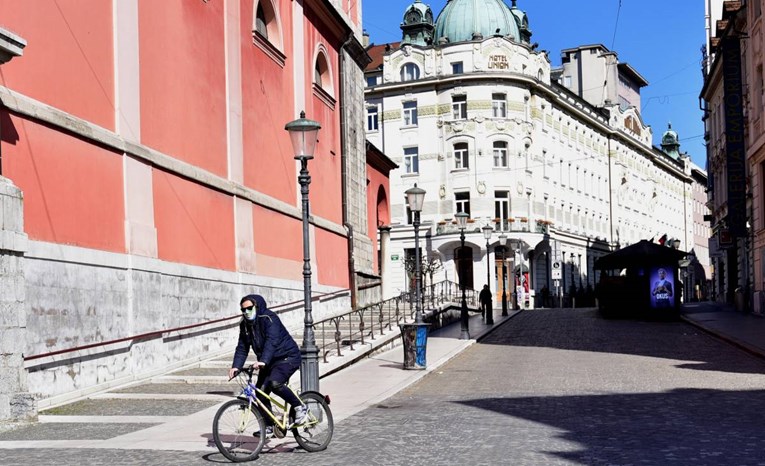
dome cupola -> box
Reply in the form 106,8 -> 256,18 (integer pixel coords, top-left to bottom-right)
509,0 -> 532,44
434,0 -> 520,44
401,0 -> 435,47
661,123 -> 681,159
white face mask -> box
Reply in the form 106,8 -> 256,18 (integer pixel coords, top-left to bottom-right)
242,303 -> 257,321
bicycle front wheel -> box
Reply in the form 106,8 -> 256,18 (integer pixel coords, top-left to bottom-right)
292,392 -> 334,452
212,399 -> 267,462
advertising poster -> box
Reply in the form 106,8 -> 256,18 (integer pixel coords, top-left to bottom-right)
649,266 -> 676,309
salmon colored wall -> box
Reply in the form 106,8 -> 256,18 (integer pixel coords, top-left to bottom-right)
252,204 -> 302,262
0,0 -> 114,130
366,165 -> 391,274
1,112 -> 124,251
138,0 -> 227,177
315,228 -> 349,288
153,170 -> 235,270
241,0 -> 297,205
304,13 -> 342,224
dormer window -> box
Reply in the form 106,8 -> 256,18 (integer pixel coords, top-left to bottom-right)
400,63 -> 420,82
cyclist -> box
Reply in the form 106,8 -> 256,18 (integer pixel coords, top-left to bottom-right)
229,294 -> 308,437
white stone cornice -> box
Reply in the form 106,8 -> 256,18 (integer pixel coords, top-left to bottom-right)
0,86 -> 346,238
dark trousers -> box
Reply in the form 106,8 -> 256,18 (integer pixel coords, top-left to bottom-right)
255,358 -> 302,424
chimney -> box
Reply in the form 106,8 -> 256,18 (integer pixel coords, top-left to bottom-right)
362,29 -> 370,48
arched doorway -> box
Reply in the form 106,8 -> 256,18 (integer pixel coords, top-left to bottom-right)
376,186 -> 389,227
454,245 -> 473,289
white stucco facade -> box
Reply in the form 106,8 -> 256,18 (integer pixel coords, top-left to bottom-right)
366,33 -> 702,306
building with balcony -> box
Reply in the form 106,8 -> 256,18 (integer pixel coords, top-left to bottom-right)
366,0 -> 705,307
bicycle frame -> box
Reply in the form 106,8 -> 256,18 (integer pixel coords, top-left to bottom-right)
234,367 -> 315,431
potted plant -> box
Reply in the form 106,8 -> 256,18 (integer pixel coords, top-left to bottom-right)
519,217 -> 528,223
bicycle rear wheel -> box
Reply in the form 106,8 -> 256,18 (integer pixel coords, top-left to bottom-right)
292,392 -> 334,452
212,399 -> 267,462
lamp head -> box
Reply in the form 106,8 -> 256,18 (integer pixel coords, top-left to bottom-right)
482,224 -> 493,240
405,184 -> 426,213
498,233 -> 507,247
455,211 -> 469,230
285,111 -> 322,159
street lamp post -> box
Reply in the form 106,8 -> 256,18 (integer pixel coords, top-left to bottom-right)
482,224 -> 494,325
405,184 -> 426,323
456,212 -> 470,340
499,234 -> 508,316
285,111 -> 321,393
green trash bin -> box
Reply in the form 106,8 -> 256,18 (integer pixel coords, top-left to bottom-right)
400,322 -> 430,370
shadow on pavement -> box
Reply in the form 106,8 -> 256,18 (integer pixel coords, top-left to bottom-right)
479,308 -> 765,375
457,388 -> 765,465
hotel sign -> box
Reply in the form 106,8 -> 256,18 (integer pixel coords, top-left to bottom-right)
488,54 -> 509,70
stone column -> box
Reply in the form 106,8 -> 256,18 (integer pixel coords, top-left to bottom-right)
379,226 -> 392,300
0,177 -> 36,423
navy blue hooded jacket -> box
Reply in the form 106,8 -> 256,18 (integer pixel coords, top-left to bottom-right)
232,294 -> 301,369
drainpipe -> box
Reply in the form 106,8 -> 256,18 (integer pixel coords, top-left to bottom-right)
339,33 -> 357,310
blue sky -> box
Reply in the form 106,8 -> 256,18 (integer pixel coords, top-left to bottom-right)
362,0 -> 707,168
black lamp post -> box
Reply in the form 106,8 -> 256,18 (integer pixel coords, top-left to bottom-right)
456,212 -> 470,340
482,224 -> 494,325
285,111 -> 321,393
405,184 -> 426,323
498,234 -> 508,316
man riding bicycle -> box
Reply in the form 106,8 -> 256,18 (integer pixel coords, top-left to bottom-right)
229,294 -> 308,437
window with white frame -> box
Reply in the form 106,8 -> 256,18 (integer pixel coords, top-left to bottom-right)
454,142 -> 469,169
403,100 -> 418,126
403,146 -> 419,174
400,63 -> 420,82
455,191 -> 471,216
367,105 -> 379,131
492,93 -> 506,118
493,141 -> 508,167
452,95 -> 467,120
495,191 -> 509,230
452,62 -> 464,74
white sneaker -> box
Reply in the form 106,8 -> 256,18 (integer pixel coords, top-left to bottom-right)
293,405 -> 309,426
254,426 -> 273,439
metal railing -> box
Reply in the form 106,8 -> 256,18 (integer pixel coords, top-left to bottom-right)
306,280 -> 478,363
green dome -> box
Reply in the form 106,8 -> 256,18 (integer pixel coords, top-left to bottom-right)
434,0 -> 520,44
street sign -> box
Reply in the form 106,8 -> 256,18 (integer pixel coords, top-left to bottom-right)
551,260 -> 562,279
391,254 -> 400,261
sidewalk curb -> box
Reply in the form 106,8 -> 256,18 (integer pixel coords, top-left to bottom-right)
680,315 -> 765,361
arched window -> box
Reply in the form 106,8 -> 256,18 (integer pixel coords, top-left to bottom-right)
400,63 -> 420,82
252,0 -> 285,65
314,51 -> 331,91
255,3 -> 268,39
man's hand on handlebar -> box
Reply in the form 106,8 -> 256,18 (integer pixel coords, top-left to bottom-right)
228,362 -> 265,380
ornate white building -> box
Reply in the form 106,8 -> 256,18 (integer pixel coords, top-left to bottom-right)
365,0 -> 706,306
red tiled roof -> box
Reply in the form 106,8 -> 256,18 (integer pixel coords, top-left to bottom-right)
365,42 -> 400,72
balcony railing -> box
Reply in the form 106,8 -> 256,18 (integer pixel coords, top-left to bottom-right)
435,218 -> 551,235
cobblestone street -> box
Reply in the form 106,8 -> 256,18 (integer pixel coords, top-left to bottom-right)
4,308 -> 765,465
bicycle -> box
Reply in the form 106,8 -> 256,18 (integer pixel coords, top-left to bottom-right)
212,365 -> 334,462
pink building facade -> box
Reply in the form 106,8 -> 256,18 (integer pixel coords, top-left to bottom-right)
0,0 -> 377,418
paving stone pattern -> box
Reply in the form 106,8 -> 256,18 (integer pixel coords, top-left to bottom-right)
114,383 -> 237,396
5,309 -> 765,465
41,399 -> 219,417
0,423 -> 158,441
